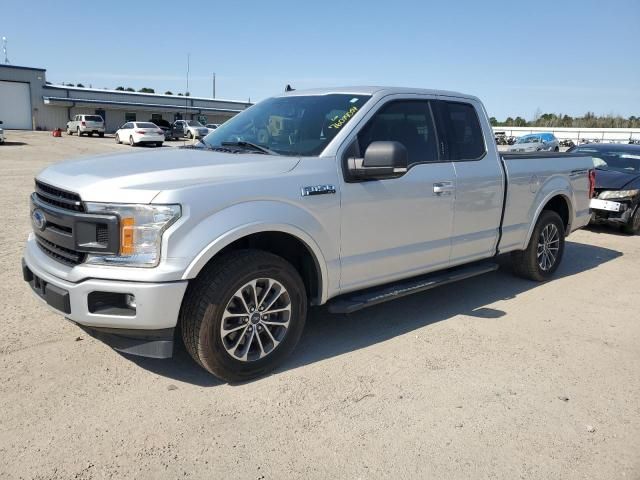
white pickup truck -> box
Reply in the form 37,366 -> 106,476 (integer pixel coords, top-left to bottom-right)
22,87 -> 594,381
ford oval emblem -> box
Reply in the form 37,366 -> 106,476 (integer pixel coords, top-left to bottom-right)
32,209 -> 47,231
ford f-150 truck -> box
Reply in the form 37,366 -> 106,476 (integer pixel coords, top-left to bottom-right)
22,87 -> 594,382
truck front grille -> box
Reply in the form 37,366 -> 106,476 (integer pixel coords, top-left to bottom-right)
32,182 -> 88,266
35,235 -> 86,266
35,180 -> 84,212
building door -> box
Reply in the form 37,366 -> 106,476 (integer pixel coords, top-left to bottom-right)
95,109 -> 106,124
0,80 -> 32,129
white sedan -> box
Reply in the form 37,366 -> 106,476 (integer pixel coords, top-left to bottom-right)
115,122 -> 164,147
205,123 -> 220,134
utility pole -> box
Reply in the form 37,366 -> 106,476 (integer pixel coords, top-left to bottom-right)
212,72 -> 216,98
2,37 -> 9,64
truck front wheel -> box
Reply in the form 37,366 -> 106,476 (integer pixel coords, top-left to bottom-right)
511,210 -> 565,281
180,250 -> 307,382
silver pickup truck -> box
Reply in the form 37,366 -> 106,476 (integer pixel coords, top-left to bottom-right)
22,87 -> 594,381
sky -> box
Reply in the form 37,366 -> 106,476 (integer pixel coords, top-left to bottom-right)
1,0 -> 638,120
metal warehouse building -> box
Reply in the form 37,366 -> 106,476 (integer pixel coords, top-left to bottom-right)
0,64 -> 252,132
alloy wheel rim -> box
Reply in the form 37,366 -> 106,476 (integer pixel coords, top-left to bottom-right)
220,278 -> 292,362
537,223 -> 560,271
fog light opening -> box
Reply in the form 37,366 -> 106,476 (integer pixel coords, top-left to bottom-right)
125,294 -> 136,309
88,291 -> 136,317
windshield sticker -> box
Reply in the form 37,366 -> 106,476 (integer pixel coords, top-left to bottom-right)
328,106 -> 359,130
350,97 -> 360,103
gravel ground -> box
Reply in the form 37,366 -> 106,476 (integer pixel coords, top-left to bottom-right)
1,131 -> 639,479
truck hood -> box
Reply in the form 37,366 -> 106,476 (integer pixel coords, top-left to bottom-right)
36,148 -> 300,204
595,168 -> 640,190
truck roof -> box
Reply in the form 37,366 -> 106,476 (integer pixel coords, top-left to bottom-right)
278,86 -> 478,102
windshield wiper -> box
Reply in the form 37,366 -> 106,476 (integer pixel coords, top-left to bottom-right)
221,141 -> 278,155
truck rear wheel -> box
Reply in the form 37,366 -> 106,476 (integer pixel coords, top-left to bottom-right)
180,250 -> 307,382
511,210 -> 565,281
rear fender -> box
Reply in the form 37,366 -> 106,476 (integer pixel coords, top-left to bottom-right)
523,176 -> 574,249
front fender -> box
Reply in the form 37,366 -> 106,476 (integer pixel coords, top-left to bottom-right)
176,201 -> 338,304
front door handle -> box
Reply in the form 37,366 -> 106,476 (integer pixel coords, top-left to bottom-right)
433,181 -> 454,196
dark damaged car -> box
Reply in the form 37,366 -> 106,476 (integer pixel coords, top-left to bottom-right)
569,143 -> 640,234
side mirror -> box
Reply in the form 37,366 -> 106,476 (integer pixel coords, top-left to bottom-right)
347,141 -> 408,180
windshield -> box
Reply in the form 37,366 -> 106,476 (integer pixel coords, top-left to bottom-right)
574,148 -> 640,173
186,120 -> 204,127
202,94 -> 372,156
516,135 -> 541,144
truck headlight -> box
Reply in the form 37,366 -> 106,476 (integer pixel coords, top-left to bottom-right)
598,189 -> 639,200
84,203 -> 181,267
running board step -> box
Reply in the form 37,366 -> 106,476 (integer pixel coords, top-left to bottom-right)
327,262 -> 499,314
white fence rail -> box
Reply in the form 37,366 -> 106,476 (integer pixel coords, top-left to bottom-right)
492,127 -> 640,144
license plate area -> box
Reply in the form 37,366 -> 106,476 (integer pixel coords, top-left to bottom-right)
22,260 -> 71,314
590,198 -> 622,212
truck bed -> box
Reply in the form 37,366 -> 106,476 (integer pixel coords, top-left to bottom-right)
498,152 -> 594,254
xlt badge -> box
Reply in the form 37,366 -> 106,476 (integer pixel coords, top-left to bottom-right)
301,185 -> 336,197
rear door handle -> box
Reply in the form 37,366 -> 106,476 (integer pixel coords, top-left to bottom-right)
433,181 -> 454,196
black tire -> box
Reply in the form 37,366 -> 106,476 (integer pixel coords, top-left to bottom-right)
67,128 -> 73,135
622,205 -> 640,235
187,131 -> 193,139
180,250 -> 307,382
77,127 -> 82,137
157,142 -> 163,147
99,132 -> 104,138
88,132 -> 93,137
115,134 -> 121,144
511,210 -> 565,281
554,146 -> 560,152
129,136 -> 135,146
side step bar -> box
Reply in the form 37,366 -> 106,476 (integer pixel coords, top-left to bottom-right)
327,262 -> 499,314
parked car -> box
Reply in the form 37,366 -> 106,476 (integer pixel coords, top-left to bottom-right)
568,143 -> 640,234
174,120 -> 208,139
508,133 -> 559,152
205,123 -> 220,134
150,118 -> 184,141
21,87 -> 594,382
0,120 -> 4,144
66,114 -> 105,137
115,122 -> 164,147
494,131 -> 507,145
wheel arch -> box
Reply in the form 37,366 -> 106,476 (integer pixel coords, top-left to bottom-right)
524,192 -> 572,249
182,224 -> 329,305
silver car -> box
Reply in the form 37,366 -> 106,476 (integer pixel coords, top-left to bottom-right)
508,133 -> 559,153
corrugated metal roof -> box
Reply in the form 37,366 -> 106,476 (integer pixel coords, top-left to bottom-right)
0,64 -> 46,72
43,96 -> 244,113
44,84 -> 250,105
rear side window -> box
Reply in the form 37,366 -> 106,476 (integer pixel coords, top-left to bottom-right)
357,100 -> 439,166
85,115 -> 103,122
434,101 -> 485,161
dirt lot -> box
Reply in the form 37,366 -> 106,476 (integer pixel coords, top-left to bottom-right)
1,131 -> 639,479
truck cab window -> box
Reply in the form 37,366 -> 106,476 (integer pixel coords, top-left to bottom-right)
357,101 -> 438,166
434,101 -> 485,161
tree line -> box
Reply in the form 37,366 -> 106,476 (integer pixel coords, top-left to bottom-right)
490,112 -> 640,129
